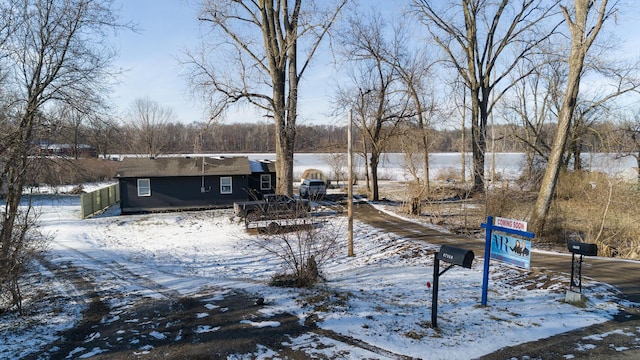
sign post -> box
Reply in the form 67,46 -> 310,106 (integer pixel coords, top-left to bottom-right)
481,216 -> 535,306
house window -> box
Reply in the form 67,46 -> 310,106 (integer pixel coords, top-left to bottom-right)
260,174 -> 271,190
220,177 -> 232,194
137,178 -> 151,197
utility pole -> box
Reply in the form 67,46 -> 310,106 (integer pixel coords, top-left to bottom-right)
461,85 -> 466,183
490,75 -> 496,189
490,105 -> 495,188
348,109 -> 354,257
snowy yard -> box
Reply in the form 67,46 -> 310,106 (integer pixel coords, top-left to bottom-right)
0,192 -> 631,359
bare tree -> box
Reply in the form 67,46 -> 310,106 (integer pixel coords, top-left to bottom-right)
183,0 -> 347,196
412,0 -> 561,193
333,7 -> 414,201
501,22 -> 638,181
501,59 -> 561,181
333,86 -> 373,192
448,77 -> 470,183
0,0 -> 126,312
392,41 -> 438,195
123,97 -> 175,158
568,100 -> 608,171
0,1 -> 16,86
324,153 -> 347,186
529,0 -> 615,234
53,103 -> 90,159
567,61 -> 640,171
87,114 -> 119,160
617,110 -> 640,186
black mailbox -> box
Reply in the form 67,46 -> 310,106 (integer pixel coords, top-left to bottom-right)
567,240 -> 598,257
437,245 -> 474,269
431,244 -> 475,328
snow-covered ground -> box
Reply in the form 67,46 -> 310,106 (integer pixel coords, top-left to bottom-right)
0,186 -> 633,359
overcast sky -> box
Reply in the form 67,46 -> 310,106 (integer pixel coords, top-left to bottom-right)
110,1 -> 640,127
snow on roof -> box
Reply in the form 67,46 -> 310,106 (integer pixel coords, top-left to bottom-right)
249,159 -> 275,173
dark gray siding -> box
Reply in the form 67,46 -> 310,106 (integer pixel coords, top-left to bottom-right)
119,175 -> 249,214
247,172 -> 276,200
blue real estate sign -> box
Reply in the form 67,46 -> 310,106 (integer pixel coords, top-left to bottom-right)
490,233 -> 531,269
481,216 -> 535,306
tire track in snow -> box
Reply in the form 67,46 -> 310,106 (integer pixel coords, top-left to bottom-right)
52,240 -> 182,301
50,234 -> 418,359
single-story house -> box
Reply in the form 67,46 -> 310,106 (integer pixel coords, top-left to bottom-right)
115,156 -> 276,214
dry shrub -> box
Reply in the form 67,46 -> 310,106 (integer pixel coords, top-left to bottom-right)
515,165 -> 546,191
401,181 -> 470,210
0,203 -> 49,314
555,170 -> 608,200
485,187 -> 534,221
28,158 -> 120,186
400,182 -> 481,235
543,171 -> 640,259
435,167 -> 463,183
255,219 -> 344,288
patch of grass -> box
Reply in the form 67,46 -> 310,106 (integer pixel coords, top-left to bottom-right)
299,289 -> 352,313
404,330 -> 425,340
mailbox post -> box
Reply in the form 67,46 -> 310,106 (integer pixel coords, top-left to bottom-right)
431,245 -> 474,328
567,240 -> 598,294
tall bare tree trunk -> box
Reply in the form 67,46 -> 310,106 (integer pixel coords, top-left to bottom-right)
274,109 -> 296,195
567,113 -> 585,171
636,155 -> 640,187
460,87 -> 467,183
370,152 -> 380,201
189,1 -> 346,197
470,85 -> 487,192
362,151 -> 371,192
420,115 -> 431,195
529,0 -> 610,234
278,12 -> 299,196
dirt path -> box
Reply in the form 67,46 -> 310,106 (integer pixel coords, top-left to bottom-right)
354,201 -> 640,359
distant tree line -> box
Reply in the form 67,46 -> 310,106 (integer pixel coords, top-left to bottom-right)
35,115 -> 636,157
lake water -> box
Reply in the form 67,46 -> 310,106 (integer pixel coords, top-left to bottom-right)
235,152 -> 638,182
